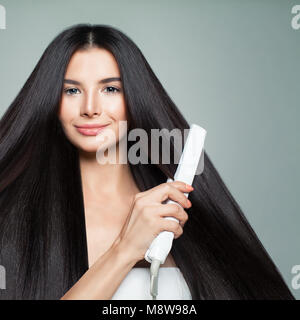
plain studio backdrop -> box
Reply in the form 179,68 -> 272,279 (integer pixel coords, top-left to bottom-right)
0,0 -> 299,299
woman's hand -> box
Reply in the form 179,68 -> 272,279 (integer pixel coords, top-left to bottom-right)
112,181 -> 193,262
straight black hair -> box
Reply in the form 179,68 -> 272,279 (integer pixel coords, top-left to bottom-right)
0,23 -> 295,299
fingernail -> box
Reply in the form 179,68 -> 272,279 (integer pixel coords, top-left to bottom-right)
187,199 -> 192,207
186,184 -> 194,190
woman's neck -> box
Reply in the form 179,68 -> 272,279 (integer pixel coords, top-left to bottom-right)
78,149 -> 140,205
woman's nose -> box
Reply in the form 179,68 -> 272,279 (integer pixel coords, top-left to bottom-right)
81,89 -> 102,117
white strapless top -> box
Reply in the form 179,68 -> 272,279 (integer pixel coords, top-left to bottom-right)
111,267 -> 192,300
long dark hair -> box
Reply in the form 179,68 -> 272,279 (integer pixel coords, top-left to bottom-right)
0,23 -> 294,300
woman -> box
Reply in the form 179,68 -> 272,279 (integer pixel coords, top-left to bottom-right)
0,24 -> 295,300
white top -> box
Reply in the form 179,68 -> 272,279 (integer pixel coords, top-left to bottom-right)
111,267 -> 192,300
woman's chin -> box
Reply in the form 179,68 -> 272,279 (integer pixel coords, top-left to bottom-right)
78,142 -> 117,157
75,142 -> 100,155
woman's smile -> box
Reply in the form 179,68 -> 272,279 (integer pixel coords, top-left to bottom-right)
75,124 -> 110,136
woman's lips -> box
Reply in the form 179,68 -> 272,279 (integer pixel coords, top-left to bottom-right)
75,125 -> 109,136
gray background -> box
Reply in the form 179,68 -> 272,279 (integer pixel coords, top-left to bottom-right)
0,0 -> 299,299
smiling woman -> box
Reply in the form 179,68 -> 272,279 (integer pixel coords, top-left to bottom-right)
0,23 -> 295,300
57,47 -> 140,274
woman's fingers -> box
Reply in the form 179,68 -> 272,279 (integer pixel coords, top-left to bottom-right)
144,202 -> 189,227
135,181 -> 193,208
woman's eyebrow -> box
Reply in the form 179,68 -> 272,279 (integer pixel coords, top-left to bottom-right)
63,77 -> 121,85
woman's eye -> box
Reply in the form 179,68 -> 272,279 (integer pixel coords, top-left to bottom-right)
63,86 -> 121,95
104,86 -> 120,94
64,88 -> 80,95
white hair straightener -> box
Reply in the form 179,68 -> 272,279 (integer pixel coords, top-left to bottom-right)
144,124 -> 207,300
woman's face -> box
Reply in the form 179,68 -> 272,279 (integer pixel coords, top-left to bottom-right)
58,47 -> 128,154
